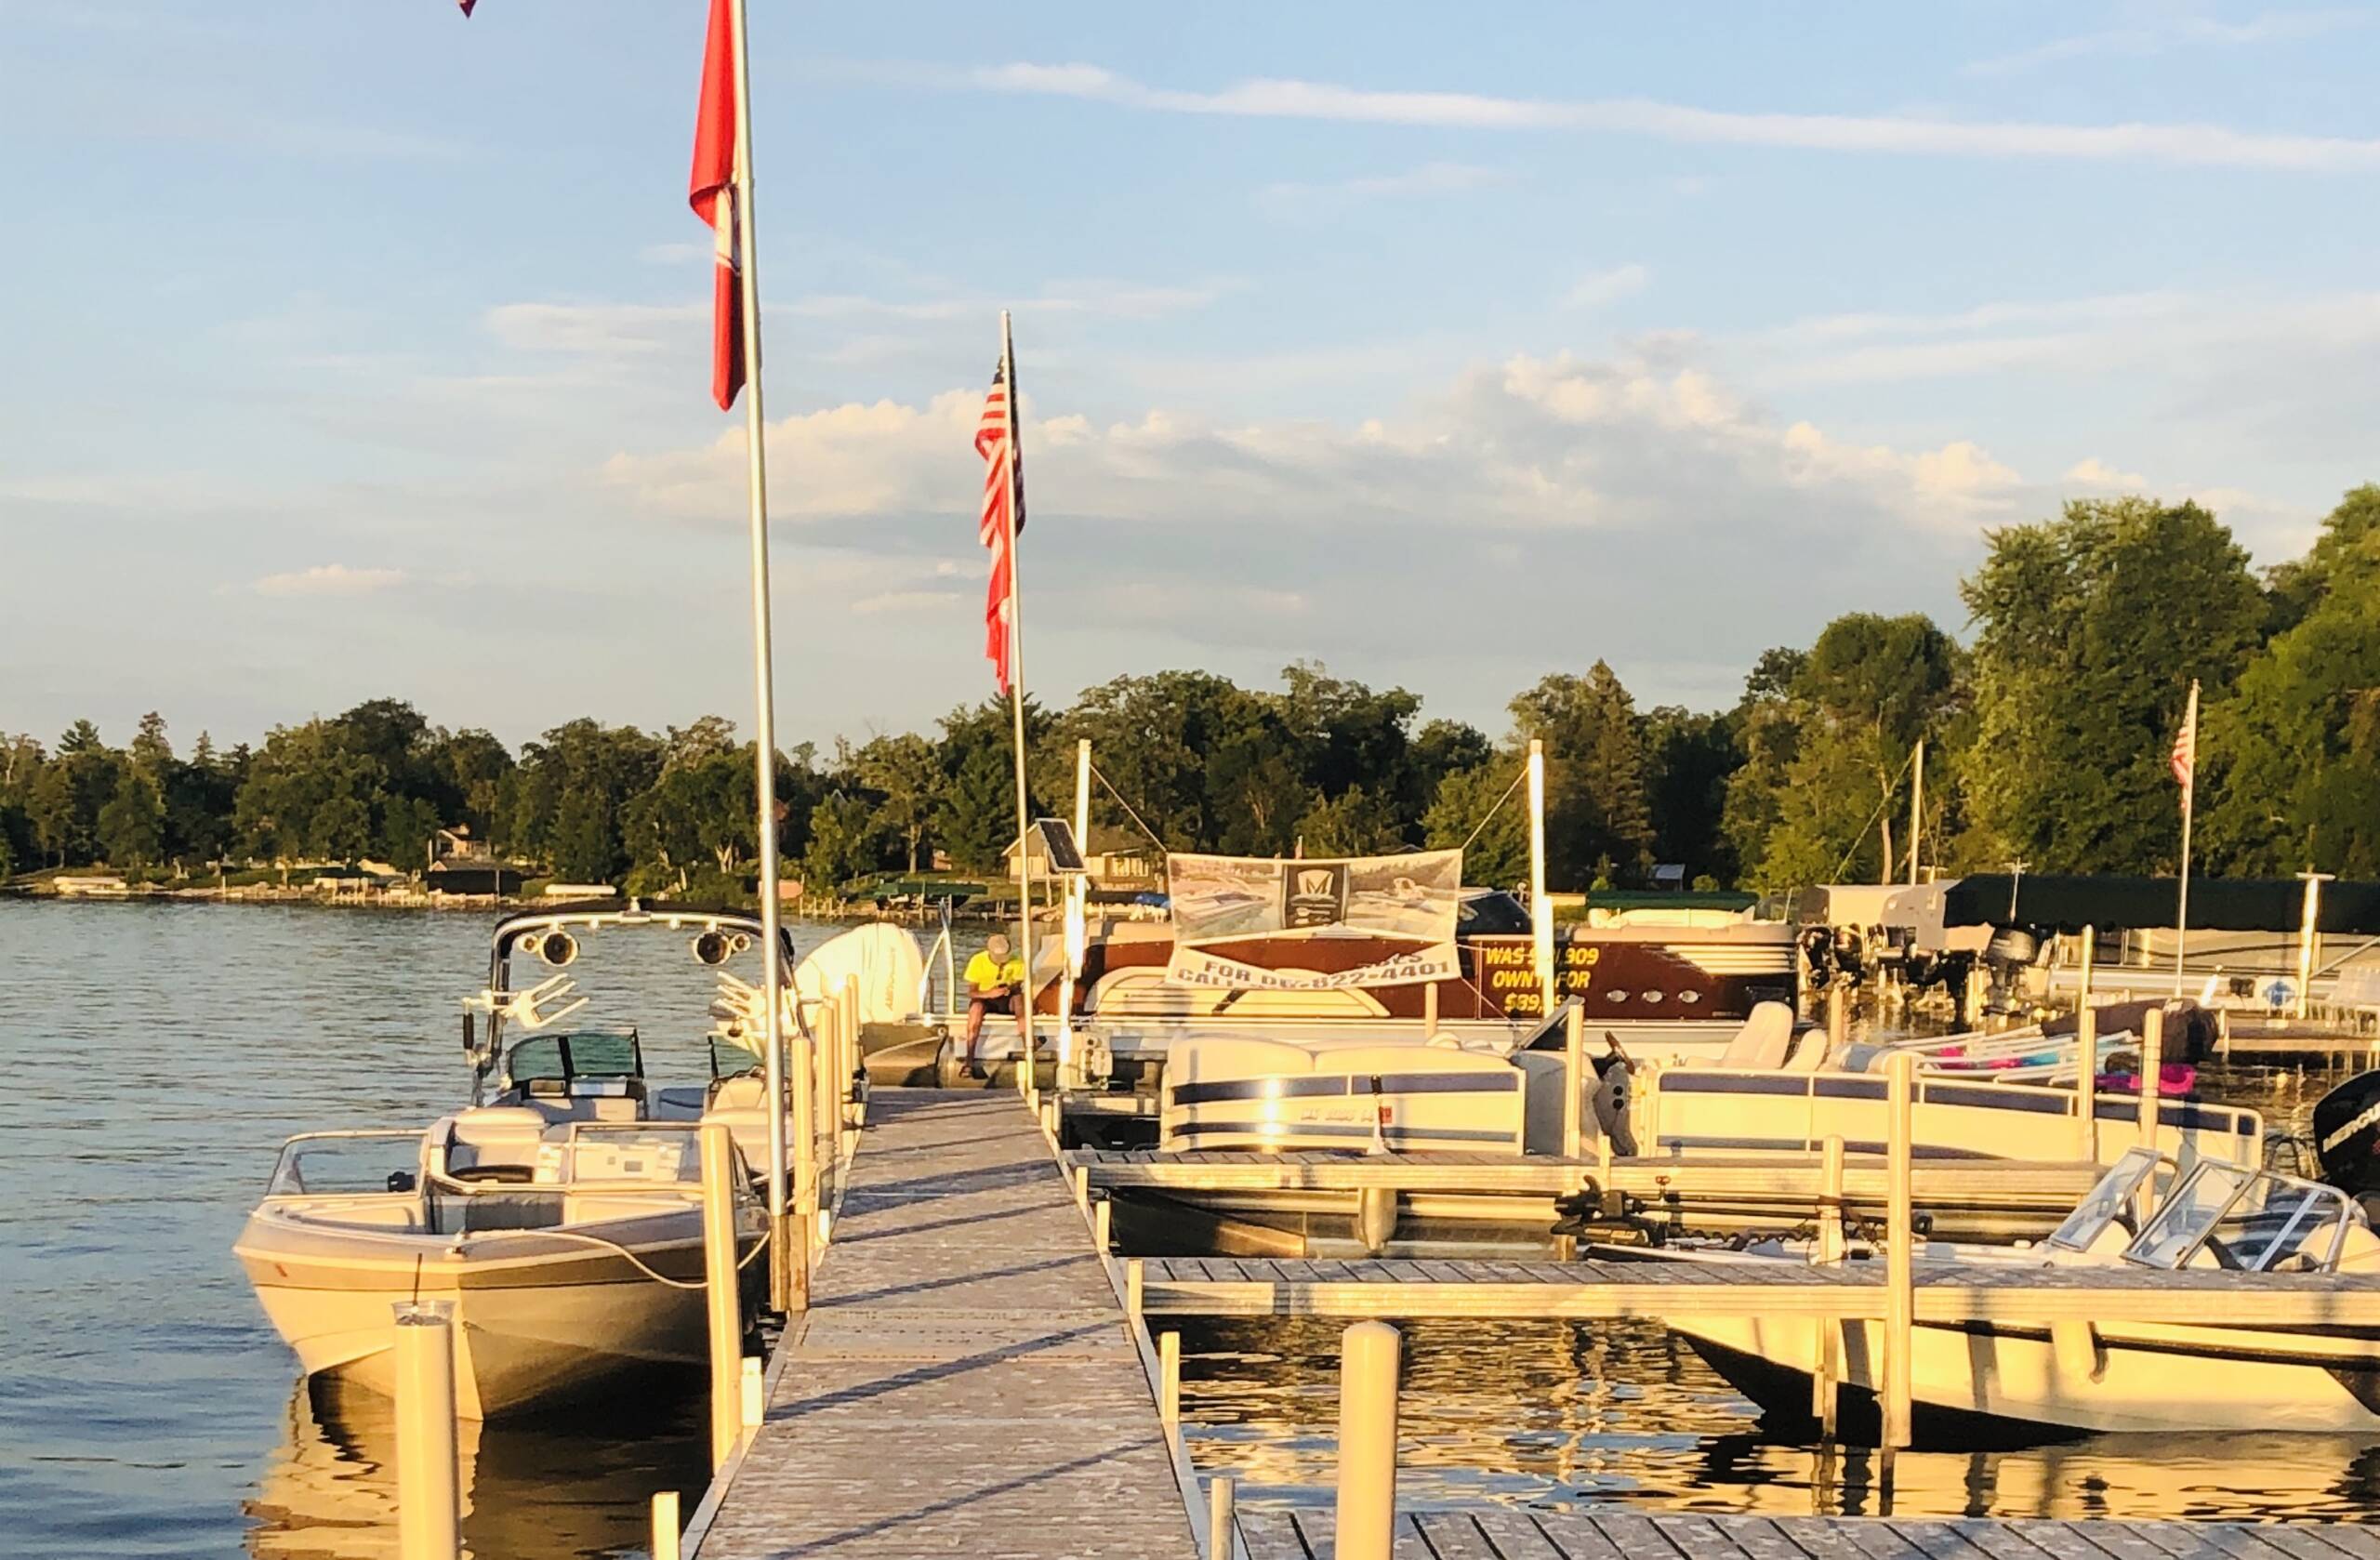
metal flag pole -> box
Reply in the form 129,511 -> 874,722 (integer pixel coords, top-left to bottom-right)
2173,679 -> 2200,998
999,310 -> 1038,1092
1527,739 -> 1554,1018
725,0 -> 795,1310
1908,736 -> 1924,886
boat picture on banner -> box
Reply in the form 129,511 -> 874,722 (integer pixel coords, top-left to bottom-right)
1163,850 -> 1464,991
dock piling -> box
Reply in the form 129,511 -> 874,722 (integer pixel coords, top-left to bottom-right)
1127,1256 -> 1144,1316
1883,1051 -> 1916,1464
1095,1196 -> 1113,1253
1827,982 -> 1850,1053
650,1490 -> 681,1560
1334,1320 -> 1401,1560
839,973 -> 862,1128
390,1302 -> 461,1560
2139,1006 -> 2165,1206
1562,1002 -> 1585,1161
1813,1133 -> 1845,1436
1423,980 -> 1439,1039
1206,1474 -> 1237,1560
1159,1329 -> 1182,1426
2075,1001 -> 2099,1161
701,1121 -> 743,1470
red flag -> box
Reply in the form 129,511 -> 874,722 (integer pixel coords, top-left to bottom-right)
456,0 -> 476,15
687,0 -> 744,410
975,364 -> 1023,693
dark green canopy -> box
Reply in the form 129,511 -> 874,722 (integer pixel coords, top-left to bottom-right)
1942,873 -> 2380,935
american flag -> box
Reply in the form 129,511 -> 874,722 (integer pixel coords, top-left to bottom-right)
2170,680 -> 2201,794
975,363 -> 1024,693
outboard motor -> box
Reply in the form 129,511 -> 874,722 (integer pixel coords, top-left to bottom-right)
2312,1070 -> 2380,1202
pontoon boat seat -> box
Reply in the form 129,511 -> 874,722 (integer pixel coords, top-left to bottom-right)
1781,1026 -> 1831,1073
1716,1002 -> 1795,1070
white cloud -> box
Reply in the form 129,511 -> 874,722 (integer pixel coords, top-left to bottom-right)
1964,9 -> 2369,76
1564,263 -> 1650,310
841,59 -> 2380,171
254,564 -> 406,598
2065,457 -> 2151,489
484,300 -> 706,356
1258,160 -> 1515,209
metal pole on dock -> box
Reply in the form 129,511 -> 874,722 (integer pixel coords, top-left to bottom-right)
997,310 -> 1040,1099
701,1121 -> 745,1470
787,1021 -> 814,1305
1527,739 -> 1555,1018
1563,1002 -> 1586,1161
1064,736 -> 1091,1085
391,1302 -> 461,1560
1335,1320 -> 1401,1560
1883,1051 -> 1916,1462
651,1490 -> 681,1560
1907,735 -> 1924,886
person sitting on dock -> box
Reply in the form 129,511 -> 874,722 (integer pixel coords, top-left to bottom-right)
961,933 -> 1028,1078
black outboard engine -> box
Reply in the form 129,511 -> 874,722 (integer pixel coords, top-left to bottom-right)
2312,1069 -> 2380,1201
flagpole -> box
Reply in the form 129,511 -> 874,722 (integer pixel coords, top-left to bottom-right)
2174,679 -> 2199,998
999,309 -> 1038,1093
725,0 -> 796,1309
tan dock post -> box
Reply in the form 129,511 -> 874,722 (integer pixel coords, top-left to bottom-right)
1422,979 -> 1439,1039
1126,1256 -> 1144,1316
740,1355 -> 765,1429
1335,1321 -> 1401,1560
391,1302 -> 460,1560
2138,1006 -> 2164,1160
651,1490 -> 681,1560
2076,924 -> 2095,1012
840,972 -> 863,1130
1813,1135 -> 1844,1436
1159,1329 -> 1182,1427
1207,1474 -> 1237,1560
1883,1052 -> 1916,1464
701,1121 -> 744,1470
788,1021 -> 816,1301
2074,1001 -> 2099,1163
1827,982 -> 1849,1053
1074,1162 -> 1091,1210
1095,1195 -> 1113,1253
1563,1002 -> 1586,1162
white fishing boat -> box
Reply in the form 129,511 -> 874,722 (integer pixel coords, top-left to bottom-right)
1630,1150 -> 2380,1437
235,902 -> 841,1418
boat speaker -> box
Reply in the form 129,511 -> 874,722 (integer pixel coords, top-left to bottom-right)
536,930 -> 577,967
2312,1070 -> 2380,1197
693,930 -> 733,966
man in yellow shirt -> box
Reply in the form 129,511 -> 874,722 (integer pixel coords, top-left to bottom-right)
961,932 -> 1028,1077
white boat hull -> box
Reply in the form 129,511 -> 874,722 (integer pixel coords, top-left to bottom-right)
1677,1311 -> 2380,1436
237,1203 -> 737,1419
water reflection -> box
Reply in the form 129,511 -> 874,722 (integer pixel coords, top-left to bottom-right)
244,1374 -> 707,1559
1182,1318 -> 2380,1521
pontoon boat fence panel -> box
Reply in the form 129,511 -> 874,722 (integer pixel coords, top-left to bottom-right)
1163,850 -> 1464,991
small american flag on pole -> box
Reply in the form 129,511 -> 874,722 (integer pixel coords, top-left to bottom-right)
2171,680 -> 2201,795
975,362 -> 1025,693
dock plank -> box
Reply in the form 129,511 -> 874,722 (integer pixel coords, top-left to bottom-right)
692,1091 -> 1197,1559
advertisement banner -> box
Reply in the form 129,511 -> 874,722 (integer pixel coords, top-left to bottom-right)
1163,849 -> 1463,990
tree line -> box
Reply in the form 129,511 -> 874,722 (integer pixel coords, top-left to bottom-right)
6,487 -> 2374,898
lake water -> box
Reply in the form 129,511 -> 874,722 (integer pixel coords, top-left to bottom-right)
2,899 -> 2372,1557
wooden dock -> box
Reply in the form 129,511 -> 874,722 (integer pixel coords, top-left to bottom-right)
1236,1509 -> 2380,1560
684,1090 -> 1201,1558
1130,1255 -> 2380,1324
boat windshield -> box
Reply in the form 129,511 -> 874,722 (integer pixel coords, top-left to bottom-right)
506,1030 -> 642,1089
2123,1161 -> 2357,1272
264,1129 -> 424,1197
2045,1147 -> 2171,1252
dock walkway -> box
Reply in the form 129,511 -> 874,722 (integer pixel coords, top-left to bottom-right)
689,1090 -> 1199,1558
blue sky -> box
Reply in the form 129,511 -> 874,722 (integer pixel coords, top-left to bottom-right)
5,1 -> 2376,754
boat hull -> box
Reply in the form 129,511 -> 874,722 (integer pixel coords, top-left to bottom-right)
236,1203 -> 742,1419
1676,1311 -> 2380,1437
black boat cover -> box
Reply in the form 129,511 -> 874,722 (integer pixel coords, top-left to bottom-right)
1942,873 -> 2380,935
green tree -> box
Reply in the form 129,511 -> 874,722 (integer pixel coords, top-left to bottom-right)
1509,661 -> 1655,886
2267,484 -> 2380,633
801,792 -> 887,894
1721,649 -> 1807,892
1422,760 -> 1528,887
2202,507 -> 2380,877
1642,706 -> 1742,885
96,769 -> 165,871
1297,784 -> 1403,855
1963,497 -> 2268,873
856,732 -> 944,873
